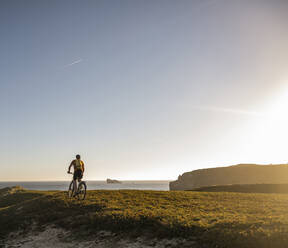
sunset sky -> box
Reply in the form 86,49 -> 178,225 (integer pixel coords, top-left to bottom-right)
1,0 -> 288,181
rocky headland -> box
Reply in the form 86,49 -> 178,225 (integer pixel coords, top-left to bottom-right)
170,163 -> 288,190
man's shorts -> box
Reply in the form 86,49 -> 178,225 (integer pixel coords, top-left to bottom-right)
73,169 -> 83,180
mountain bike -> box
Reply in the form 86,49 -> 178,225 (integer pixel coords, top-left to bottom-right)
67,172 -> 87,200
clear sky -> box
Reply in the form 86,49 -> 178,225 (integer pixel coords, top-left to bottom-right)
1,0 -> 288,181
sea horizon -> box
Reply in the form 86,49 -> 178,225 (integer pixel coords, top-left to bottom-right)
0,180 -> 171,191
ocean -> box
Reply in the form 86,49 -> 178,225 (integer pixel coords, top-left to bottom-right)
0,181 -> 170,191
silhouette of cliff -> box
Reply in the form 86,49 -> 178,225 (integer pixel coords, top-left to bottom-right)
169,164 -> 288,190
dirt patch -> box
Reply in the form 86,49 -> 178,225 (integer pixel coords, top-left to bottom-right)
4,226 -> 199,248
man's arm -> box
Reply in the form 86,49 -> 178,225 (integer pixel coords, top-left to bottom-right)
68,160 -> 74,173
82,162 -> 85,173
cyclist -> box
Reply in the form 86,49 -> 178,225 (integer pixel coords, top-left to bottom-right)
67,154 -> 85,195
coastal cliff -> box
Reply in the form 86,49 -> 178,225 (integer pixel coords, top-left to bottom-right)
170,164 -> 288,190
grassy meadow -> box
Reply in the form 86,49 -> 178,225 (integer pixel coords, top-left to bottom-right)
1,187 -> 288,247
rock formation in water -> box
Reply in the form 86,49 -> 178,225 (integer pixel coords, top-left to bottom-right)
106,178 -> 122,184
169,164 -> 288,190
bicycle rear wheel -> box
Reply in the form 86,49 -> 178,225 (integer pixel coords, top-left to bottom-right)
68,181 -> 74,198
77,181 -> 87,200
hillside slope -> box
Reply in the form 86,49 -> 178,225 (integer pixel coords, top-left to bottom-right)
170,164 -> 288,190
2,187 -> 288,247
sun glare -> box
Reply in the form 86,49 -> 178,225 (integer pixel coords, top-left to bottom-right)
245,87 -> 288,163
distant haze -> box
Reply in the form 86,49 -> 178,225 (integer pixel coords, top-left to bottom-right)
1,0 -> 288,181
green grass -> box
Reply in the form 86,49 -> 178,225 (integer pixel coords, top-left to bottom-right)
1,187 -> 288,248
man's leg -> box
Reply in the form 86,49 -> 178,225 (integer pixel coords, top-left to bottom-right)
73,179 -> 77,196
77,178 -> 81,191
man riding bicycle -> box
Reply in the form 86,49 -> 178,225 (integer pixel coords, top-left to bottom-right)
68,154 -> 85,195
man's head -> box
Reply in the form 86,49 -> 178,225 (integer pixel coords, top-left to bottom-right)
76,154 -> 81,160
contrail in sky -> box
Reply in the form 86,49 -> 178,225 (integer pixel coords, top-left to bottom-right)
191,106 -> 265,117
63,59 -> 83,68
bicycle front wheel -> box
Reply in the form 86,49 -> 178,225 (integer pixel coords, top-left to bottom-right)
68,181 -> 74,198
